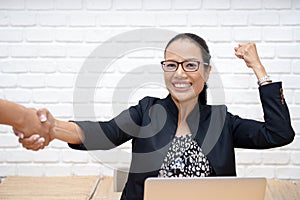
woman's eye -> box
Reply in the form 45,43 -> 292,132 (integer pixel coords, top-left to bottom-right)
186,62 -> 197,68
166,63 -> 177,68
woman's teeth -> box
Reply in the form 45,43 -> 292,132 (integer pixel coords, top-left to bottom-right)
174,83 -> 191,88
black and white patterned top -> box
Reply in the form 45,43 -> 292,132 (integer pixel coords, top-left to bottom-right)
158,134 -> 212,177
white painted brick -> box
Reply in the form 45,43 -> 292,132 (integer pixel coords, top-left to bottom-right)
295,91 -> 300,104
0,45 -> 8,58
16,164 -> 45,176
235,150 -> 262,164
0,164 -> 17,176
72,164 -> 102,176
0,0 -> 24,10
37,13 -> 67,27
249,11 -> 279,26
210,44 -> 236,58
220,12 -> 248,26
289,106 -> 300,119
17,74 -> 46,88
0,12 -> 9,26
275,166 -> 300,179
4,89 -> 32,102
86,0 -> 112,10
254,44 -> 276,59
44,104 -> 73,118
9,11 -> 36,26
32,89 -> 60,103
203,0 -> 230,9
127,13 -> 156,27
144,0 -> 171,10
280,11 -> 300,25
230,90 -> 260,104
0,60 -> 27,73
276,44 -> 300,58
200,28 -> 232,42
0,74 -> 18,88
55,59 -> 82,73
232,0 -> 262,10
264,0 -> 292,9
235,166 -> 246,176
291,59 -> 300,74
173,0 -> 201,10
244,166 -> 275,178
233,27 -> 262,42
26,0 -> 54,10
156,13 -> 187,26
61,149 -> 90,163
262,151 -> 290,164
263,28 -> 293,42
69,13 -> 96,27
32,150 -> 60,163
98,13 -> 128,26
262,59 -> 291,74
284,136 -> 300,150
280,75 -> 300,88
25,28 -> 54,42
55,29 -> 84,42
295,28 -> 300,41
221,74 -> 251,89
115,0 -> 142,10
291,121 -> 300,136
0,29 -> 23,42
0,134 -> 19,147
10,44 -> 38,58
49,139 -> 69,149
55,0 -> 82,10
38,45 -> 66,58
29,59 -> 57,73
84,28 -> 115,43
189,12 -> 218,26
46,74 -> 75,88
291,152 -> 300,164
44,164 -> 73,176
5,149 -> 34,163
66,44 -> 96,58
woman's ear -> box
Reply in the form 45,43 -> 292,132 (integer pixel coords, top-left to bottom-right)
204,65 -> 212,82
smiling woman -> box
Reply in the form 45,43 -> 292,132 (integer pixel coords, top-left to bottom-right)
16,33 -> 295,200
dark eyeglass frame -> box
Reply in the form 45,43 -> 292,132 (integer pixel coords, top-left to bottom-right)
161,60 -> 209,72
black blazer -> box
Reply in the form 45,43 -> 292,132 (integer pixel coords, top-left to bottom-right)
69,82 -> 295,200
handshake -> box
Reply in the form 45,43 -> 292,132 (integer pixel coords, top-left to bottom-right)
0,99 -> 56,151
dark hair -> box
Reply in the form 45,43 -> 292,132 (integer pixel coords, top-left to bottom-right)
165,33 -> 211,105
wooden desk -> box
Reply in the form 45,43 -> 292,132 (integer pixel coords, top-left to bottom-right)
0,176 -> 299,200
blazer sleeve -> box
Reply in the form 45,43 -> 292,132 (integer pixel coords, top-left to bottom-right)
68,97 -> 148,151
231,82 -> 295,149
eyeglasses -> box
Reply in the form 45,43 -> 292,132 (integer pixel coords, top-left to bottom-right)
161,60 -> 208,72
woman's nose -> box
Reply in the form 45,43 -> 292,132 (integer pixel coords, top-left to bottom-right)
175,64 -> 186,76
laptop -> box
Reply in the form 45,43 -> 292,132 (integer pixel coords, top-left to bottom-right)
144,177 -> 267,200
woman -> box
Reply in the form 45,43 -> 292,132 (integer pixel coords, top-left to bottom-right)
19,33 -> 295,200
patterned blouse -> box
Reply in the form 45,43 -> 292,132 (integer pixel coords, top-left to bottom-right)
158,134 -> 212,177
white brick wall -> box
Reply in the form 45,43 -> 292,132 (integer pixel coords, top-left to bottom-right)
0,0 -> 299,179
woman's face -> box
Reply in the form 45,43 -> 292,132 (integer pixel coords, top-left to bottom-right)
164,39 -> 211,104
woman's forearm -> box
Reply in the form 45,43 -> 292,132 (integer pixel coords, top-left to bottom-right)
53,120 -> 85,144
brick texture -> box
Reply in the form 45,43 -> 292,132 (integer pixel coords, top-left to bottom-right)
0,0 -> 299,178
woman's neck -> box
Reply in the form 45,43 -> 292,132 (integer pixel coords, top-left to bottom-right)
173,96 -> 198,123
